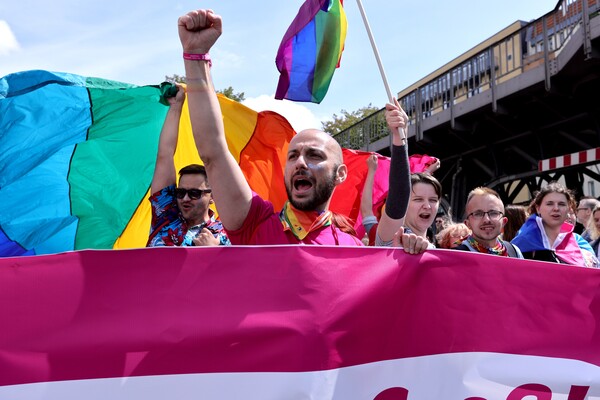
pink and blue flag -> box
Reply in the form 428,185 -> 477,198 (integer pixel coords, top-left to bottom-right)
511,214 -> 596,267
275,0 -> 347,103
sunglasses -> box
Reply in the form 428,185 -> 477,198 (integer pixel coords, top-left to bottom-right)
175,188 -> 212,200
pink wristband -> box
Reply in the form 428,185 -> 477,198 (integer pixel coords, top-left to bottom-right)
183,53 -> 212,67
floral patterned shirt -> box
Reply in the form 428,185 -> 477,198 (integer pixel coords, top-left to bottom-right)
147,185 -> 230,247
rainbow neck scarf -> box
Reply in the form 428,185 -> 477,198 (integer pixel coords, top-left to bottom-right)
466,235 -> 508,256
279,201 -> 332,240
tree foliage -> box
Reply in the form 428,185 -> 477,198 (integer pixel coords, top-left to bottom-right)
321,104 -> 380,135
164,75 -> 245,102
216,86 -> 245,102
165,74 -> 186,84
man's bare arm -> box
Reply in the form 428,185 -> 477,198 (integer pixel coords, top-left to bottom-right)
151,85 -> 184,194
360,154 -> 378,220
178,10 -> 252,230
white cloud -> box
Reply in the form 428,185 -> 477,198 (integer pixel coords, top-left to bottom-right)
213,49 -> 244,69
0,21 -> 20,56
242,95 -> 326,132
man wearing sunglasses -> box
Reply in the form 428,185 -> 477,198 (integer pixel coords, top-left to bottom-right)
147,85 -> 230,247
455,187 -> 523,258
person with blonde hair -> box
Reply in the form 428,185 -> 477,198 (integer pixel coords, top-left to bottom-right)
577,196 -> 600,242
588,205 -> 600,257
436,223 -> 471,249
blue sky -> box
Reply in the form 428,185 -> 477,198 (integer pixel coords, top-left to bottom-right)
0,0 -> 555,131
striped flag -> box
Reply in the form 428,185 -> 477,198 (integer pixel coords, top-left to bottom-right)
275,0 -> 347,103
0,70 -> 295,256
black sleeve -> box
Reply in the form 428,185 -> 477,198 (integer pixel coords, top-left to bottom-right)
384,144 -> 411,219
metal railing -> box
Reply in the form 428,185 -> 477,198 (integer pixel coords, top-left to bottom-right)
333,0 -> 600,150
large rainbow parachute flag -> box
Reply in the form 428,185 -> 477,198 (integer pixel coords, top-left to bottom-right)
0,70 -> 297,256
275,0 -> 347,103
0,70 -> 389,257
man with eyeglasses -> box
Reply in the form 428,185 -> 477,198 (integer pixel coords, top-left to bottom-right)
146,85 -> 230,247
454,187 -> 523,258
577,197 -> 600,242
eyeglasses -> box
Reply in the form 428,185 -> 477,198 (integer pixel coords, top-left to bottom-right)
467,210 -> 504,220
577,208 -> 589,212
175,188 -> 212,200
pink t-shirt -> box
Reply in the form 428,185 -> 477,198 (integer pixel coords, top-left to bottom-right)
226,193 -> 363,246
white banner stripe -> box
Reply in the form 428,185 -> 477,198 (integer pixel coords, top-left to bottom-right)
1,353 -> 599,400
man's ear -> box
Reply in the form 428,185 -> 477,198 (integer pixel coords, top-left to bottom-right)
464,219 -> 471,229
335,164 -> 348,185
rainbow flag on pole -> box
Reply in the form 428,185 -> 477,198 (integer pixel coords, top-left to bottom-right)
275,0 -> 347,103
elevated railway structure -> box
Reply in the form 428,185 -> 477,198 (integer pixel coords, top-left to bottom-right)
334,0 -> 600,218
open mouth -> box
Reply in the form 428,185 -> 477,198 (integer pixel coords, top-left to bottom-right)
418,212 -> 431,221
293,175 -> 314,194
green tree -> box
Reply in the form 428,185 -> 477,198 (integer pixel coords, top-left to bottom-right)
164,74 -> 186,84
164,76 -> 245,102
321,104 -> 380,135
217,86 -> 245,102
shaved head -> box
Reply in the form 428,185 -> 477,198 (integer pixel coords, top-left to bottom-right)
293,129 -> 344,166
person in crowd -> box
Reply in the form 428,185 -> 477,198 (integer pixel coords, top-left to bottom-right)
178,9 -> 416,246
147,85 -> 229,247
357,95 -> 437,254
454,187 -> 523,258
432,212 -> 451,246
588,205 -> 600,257
376,168 -> 442,253
360,142 -> 438,253
577,196 -> 600,242
511,182 -> 598,267
436,223 -> 471,249
502,204 -> 528,242
435,213 -> 450,234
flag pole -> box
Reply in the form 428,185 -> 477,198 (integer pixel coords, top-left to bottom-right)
354,0 -> 395,103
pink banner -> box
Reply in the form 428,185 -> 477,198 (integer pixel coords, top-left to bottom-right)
1,247 -> 599,398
